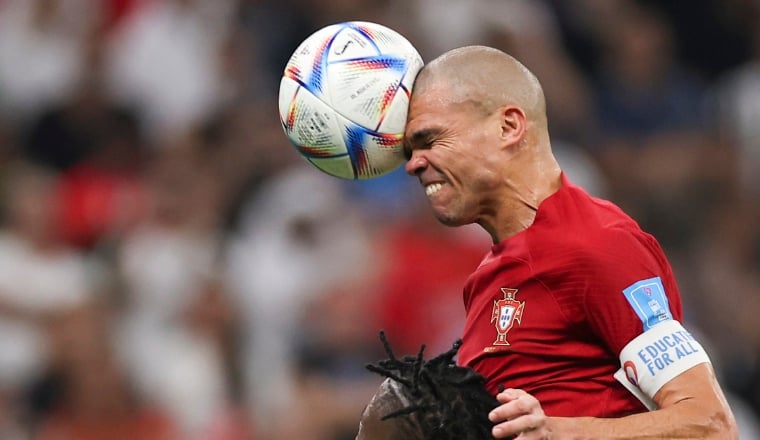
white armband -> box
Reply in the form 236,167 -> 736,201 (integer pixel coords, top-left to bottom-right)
614,320 -> 711,410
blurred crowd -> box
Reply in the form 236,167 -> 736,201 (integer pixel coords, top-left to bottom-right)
0,0 -> 758,439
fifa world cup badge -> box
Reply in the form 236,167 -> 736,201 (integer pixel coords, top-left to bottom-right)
490,288 -> 525,346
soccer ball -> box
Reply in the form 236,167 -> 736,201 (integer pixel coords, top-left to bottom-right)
278,21 -> 424,180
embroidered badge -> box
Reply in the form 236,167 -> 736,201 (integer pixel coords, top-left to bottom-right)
489,288 -> 525,346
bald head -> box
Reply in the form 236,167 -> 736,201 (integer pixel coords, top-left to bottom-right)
414,46 -> 547,126
356,379 -> 422,440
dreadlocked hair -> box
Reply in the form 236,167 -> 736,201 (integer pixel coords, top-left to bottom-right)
365,331 -> 500,440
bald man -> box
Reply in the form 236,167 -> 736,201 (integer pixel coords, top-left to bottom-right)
402,46 -> 738,439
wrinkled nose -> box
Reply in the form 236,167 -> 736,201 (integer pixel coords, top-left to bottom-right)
405,151 -> 428,176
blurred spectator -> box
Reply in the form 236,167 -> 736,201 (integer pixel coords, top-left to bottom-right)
272,283 -> 385,440
181,278 -> 253,440
22,84 -> 140,174
694,199 -> 760,415
53,107 -> 147,250
551,140 -> 609,198
34,301 -> 177,440
591,3 -> 706,139
0,0 -> 98,123
643,0 -> 754,80
224,164 -> 375,437
205,100 -> 303,233
20,6 -> 119,173
235,0 -> 321,98
411,0 -> 484,57
583,2 -> 734,259
114,142 -> 247,439
103,0 -> 236,143
711,8 -> 760,200
703,15 -> 760,419
18,4 -> 150,252
0,162 -> 98,436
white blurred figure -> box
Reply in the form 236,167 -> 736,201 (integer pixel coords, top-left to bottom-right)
0,0 -> 98,121
0,162 -> 97,437
709,5 -> 760,198
713,55 -> 760,198
224,164 -> 374,436
552,140 -> 609,199
730,390 -> 760,440
411,0 -> 484,56
115,146 -> 248,439
104,0 -> 236,144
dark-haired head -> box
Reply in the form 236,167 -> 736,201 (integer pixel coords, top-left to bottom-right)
355,332 -> 500,440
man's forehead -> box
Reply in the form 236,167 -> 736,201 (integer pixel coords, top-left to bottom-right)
407,85 -> 455,129
408,76 -> 485,121
405,90 -> 476,140
410,80 -> 450,107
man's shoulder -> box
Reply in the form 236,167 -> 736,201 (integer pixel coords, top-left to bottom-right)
534,183 -> 643,245
527,186 -> 663,280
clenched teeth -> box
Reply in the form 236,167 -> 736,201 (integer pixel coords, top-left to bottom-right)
425,182 -> 443,196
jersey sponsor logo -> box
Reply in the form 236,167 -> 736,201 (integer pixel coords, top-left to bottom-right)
622,277 -> 673,331
488,288 -> 524,347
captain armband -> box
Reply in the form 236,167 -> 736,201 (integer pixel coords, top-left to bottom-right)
613,320 -> 711,410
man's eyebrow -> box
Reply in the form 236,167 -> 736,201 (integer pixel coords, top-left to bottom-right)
403,128 -> 441,157
407,128 -> 440,146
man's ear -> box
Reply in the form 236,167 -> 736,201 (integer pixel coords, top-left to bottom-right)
498,105 -> 527,147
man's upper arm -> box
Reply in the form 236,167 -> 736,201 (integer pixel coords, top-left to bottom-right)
655,363 -> 726,407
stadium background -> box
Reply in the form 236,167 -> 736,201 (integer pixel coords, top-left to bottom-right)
0,0 -> 757,438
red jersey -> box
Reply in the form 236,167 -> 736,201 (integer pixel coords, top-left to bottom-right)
458,173 -> 683,417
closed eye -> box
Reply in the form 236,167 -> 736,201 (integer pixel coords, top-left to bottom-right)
404,128 -> 441,160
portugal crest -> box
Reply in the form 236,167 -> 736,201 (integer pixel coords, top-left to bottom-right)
490,288 -> 525,346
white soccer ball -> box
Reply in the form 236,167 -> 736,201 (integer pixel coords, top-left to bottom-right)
278,21 -> 424,180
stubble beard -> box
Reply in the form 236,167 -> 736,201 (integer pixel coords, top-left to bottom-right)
431,198 -> 474,228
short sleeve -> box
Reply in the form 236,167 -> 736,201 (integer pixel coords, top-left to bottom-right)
577,228 -> 684,356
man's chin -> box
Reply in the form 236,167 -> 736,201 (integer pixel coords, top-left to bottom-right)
434,212 -> 468,228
